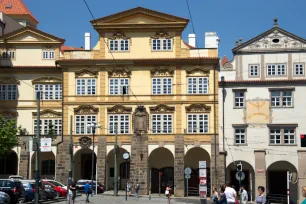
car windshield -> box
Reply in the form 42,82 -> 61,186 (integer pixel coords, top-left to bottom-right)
48,181 -> 63,187
0,180 -> 14,187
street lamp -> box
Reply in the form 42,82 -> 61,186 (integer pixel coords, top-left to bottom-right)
87,122 -> 100,196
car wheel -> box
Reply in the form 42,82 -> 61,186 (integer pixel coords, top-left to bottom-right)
43,193 -> 48,201
18,197 -> 25,203
56,192 -> 61,199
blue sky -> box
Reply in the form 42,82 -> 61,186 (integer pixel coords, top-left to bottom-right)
24,0 -> 306,59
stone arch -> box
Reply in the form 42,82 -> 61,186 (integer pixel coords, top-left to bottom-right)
31,151 -> 55,179
226,160 -> 256,201
149,147 -> 174,194
106,147 -> 129,190
73,148 -> 97,181
0,150 -> 18,178
184,147 -> 211,196
267,161 -> 298,204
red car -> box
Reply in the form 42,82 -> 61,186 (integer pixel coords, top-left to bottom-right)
42,180 -> 67,198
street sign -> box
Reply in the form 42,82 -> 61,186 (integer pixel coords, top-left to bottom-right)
184,167 -> 192,175
199,185 -> 207,198
185,174 -> 191,179
199,169 -> 207,177
235,171 -> 245,181
199,161 -> 206,168
199,177 -> 207,185
40,138 -> 52,152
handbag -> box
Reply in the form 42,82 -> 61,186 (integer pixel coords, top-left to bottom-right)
165,190 -> 169,195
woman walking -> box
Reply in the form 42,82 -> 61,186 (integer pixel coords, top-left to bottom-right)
256,186 -> 266,204
165,184 -> 172,204
301,186 -> 306,204
69,183 -> 77,204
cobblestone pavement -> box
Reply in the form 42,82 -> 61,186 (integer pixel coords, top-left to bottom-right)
56,194 -> 210,204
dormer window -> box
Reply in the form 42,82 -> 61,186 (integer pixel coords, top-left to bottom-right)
272,39 -> 280,43
109,39 -> 129,51
1,48 -> 16,59
152,39 -> 172,51
42,47 -> 55,59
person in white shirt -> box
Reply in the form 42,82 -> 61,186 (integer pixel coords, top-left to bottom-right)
224,182 -> 237,204
241,185 -> 248,204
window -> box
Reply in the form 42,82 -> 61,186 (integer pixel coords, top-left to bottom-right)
34,119 -> 62,135
108,115 -> 130,134
75,115 -> 96,134
235,128 -> 246,144
267,64 -> 286,76
294,63 -> 304,76
76,79 -> 96,95
187,114 -> 209,133
35,84 -> 62,100
269,128 -> 296,145
109,78 -> 129,95
0,85 -> 17,100
109,39 -> 129,51
152,78 -> 172,95
42,51 -> 55,59
1,51 -> 15,59
152,114 -> 172,133
270,90 -> 293,107
249,64 -> 259,76
152,39 -> 172,51
234,91 -> 245,108
187,77 -> 209,94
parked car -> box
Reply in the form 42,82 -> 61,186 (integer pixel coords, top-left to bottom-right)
76,180 -> 104,194
0,191 -> 11,204
0,179 -> 25,204
44,180 -> 67,190
21,180 -> 35,202
42,181 -> 57,200
42,180 -> 67,198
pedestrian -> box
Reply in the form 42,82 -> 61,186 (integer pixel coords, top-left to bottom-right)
255,186 -> 266,204
218,185 -> 227,204
240,185 -> 248,204
301,186 -> 306,204
212,187 -> 219,204
69,182 -> 77,204
84,181 -> 92,203
135,183 -> 140,198
224,182 -> 237,204
127,181 -> 131,196
165,184 -> 172,204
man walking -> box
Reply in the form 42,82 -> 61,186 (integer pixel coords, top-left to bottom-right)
84,181 -> 91,203
241,185 -> 248,204
224,182 -> 237,204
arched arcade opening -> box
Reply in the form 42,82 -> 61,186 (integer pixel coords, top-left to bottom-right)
73,148 -> 97,181
0,150 -> 18,178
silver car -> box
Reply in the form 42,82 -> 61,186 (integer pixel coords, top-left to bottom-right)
0,191 -> 11,204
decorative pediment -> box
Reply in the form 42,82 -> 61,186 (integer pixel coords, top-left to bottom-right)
74,105 -> 99,115
32,76 -> 62,84
108,67 -> 131,78
0,76 -> 20,84
32,109 -> 62,118
150,66 -> 174,76
150,104 -> 175,113
108,32 -> 130,40
223,62 -> 233,69
0,111 -> 18,118
186,65 -> 210,75
151,32 -> 173,39
75,68 -> 98,78
107,105 -> 132,113
42,46 -> 54,51
185,104 -> 211,113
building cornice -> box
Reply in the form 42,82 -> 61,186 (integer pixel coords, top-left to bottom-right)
219,79 -> 306,86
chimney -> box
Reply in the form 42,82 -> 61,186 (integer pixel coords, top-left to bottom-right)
188,34 -> 196,48
205,32 -> 220,48
85,32 -> 91,50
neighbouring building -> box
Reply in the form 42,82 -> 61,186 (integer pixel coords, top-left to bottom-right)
219,19 -> 306,203
56,7 -> 222,196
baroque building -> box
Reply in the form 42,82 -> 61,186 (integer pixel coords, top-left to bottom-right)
219,19 -> 306,203
56,7 -> 222,196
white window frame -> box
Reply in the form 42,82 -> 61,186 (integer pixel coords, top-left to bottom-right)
34,119 -> 62,135
109,78 -> 129,95
187,77 -> 209,94
234,90 -> 245,108
1,51 -> 15,59
151,114 -> 173,134
0,84 -> 17,100
270,129 -> 281,144
234,128 -> 246,144
187,114 -> 209,133
76,78 -> 96,95
269,127 -> 296,145
152,39 -> 172,51
270,90 -> 293,107
152,78 -> 172,95
249,64 -> 259,77
108,114 -> 130,134
109,39 -> 129,51
294,63 -> 304,76
284,128 -> 295,144
267,64 -> 286,76
75,115 -> 96,134
42,50 -> 55,59
35,84 -> 62,100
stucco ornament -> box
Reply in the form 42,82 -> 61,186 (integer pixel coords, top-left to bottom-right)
79,136 -> 92,148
